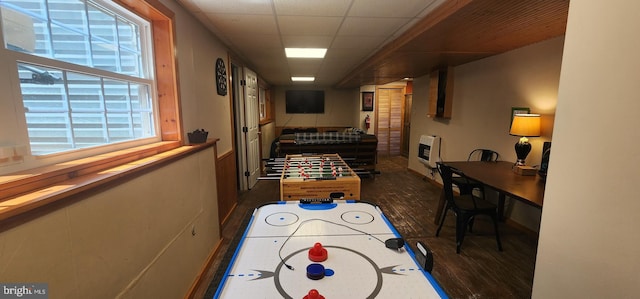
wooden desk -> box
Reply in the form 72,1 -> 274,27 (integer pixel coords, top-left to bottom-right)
434,161 -> 545,224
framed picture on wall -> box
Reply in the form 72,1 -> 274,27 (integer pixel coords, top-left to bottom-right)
362,92 -> 374,111
511,107 -> 530,127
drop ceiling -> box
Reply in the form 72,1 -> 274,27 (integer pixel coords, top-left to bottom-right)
176,0 -> 569,88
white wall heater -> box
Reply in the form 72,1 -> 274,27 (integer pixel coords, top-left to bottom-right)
417,135 -> 440,168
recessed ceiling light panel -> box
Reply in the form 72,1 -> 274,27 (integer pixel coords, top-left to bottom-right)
291,77 -> 315,82
285,48 -> 327,58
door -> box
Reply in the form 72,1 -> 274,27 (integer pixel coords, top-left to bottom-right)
243,68 -> 260,189
375,87 -> 404,156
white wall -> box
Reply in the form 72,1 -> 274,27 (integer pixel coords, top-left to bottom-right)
172,0 -> 234,157
0,148 -> 218,298
407,37 -> 564,231
260,121 -> 276,158
532,1 -> 640,297
274,86 -> 359,128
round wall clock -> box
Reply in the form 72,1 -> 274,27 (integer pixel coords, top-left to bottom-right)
215,58 -> 227,96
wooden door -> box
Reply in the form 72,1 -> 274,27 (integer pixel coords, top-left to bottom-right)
376,87 -> 404,156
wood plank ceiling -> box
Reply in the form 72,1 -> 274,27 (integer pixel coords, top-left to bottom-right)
337,0 -> 570,88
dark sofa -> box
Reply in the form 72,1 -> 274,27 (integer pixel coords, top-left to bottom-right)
276,130 -> 378,174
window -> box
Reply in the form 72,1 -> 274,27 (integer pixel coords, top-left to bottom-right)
2,0 -> 155,156
0,0 -> 180,175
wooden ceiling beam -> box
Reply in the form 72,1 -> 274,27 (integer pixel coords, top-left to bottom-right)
335,0 -> 569,88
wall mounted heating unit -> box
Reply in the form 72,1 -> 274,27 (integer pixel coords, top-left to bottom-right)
417,135 -> 440,168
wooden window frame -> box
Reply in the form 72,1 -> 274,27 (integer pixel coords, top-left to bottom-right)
0,0 -> 185,224
258,80 -> 273,125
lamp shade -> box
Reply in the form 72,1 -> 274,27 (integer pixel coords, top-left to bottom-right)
510,114 -> 541,137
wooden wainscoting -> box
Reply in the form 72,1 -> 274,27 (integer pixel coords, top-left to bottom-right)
216,150 -> 238,227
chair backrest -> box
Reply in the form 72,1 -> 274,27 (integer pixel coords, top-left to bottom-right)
468,149 -> 499,162
436,162 -> 456,203
437,162 -> 475,209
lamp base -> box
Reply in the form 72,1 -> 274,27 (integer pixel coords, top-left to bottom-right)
514,141 -> 532,166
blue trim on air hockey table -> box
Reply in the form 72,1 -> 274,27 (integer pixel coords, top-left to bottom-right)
213,208 -> 257,299
376,205 -> 449,298
213,200 -> 448,298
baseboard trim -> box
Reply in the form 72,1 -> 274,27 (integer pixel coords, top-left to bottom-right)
407,167 -> 441,188
184,239 -> 224,299
504,218 -> 539,238
220,202 -> 238,229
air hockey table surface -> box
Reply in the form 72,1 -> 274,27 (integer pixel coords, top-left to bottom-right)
213,200 -> 448,298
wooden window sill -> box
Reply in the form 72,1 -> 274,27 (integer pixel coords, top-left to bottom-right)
0,139 -> 218,225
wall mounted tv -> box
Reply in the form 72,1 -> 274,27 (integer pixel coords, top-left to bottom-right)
285,90 -> 324,114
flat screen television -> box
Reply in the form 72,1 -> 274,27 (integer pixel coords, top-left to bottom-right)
285,90 -> 324,114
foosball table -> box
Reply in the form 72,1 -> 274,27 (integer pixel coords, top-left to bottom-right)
277,154 -> 361,200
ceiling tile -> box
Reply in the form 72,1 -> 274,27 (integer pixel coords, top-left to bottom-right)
273,0 -> 353,16
281,35 -> 334,48
331,35 -> 387,49
227,34 -> 282,50
253,59 -> 289,73
191,0 -> 273,14
318,59 -> 358,74
277,16 -> 343,35
287,60 -> 323,75
325,48 -> 373,61
247,48 -> 287,63
203,13 -> 278,35
338,17 -> 411,37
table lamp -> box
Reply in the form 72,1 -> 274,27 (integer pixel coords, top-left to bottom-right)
509,114 -> 540,165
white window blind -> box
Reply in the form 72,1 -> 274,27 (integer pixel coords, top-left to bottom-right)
1,0 -> 156,156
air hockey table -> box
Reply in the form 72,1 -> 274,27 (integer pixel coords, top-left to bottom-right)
212,199 -> 448,298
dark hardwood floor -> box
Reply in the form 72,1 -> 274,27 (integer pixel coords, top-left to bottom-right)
196,156 -> 537,299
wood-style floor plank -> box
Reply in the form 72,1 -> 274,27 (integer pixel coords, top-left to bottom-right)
195,156 -> 537,299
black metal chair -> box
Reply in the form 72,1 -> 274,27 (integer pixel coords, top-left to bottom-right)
467,148 -> 499,162
436,162 -> 502,253
452,149 -> 499,197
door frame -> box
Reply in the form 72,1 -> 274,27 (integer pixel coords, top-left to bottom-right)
375,84 -> 406,156
231,63 -> 249,191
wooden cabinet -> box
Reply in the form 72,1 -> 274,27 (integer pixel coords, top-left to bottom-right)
428,66 -> 454,119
